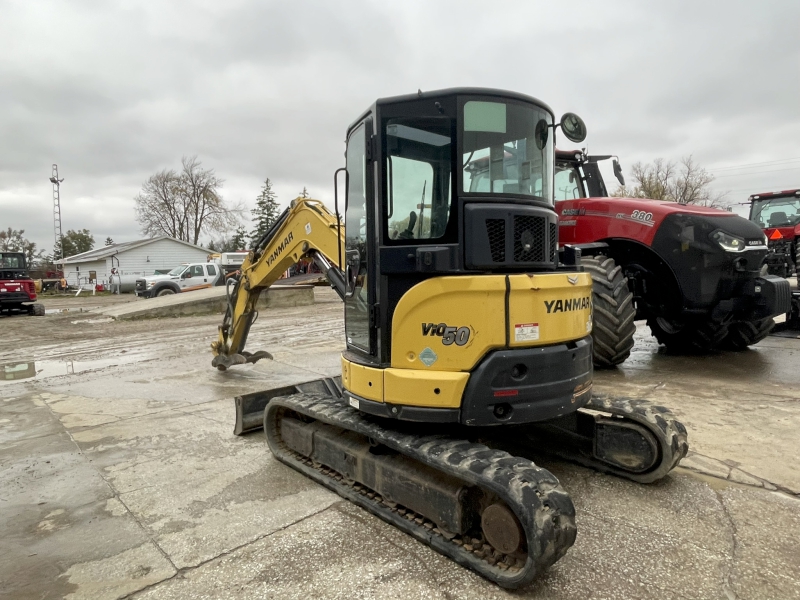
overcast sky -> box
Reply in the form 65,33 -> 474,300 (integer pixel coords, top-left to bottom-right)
2,0 -> 799,253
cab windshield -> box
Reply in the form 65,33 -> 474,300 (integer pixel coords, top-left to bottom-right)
750,197 -> 800,228
167,265 -> 188,276
462,100 -> 553,202
0,254 -> 25,269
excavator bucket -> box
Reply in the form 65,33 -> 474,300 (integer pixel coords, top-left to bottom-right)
212,350 -> 274,371
233,376 -> 342,435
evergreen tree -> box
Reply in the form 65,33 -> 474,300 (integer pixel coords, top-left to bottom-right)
230,226 -> 249,251
299,186 -> 309,198
207,239 -> 217,252
105,237 -> 114,246
250,179 -> 280,248
54,229 -> 94,259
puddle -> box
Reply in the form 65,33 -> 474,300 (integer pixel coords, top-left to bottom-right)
1,355 -> 150,385
70,317 -> 114,324
45,307 -> 100,315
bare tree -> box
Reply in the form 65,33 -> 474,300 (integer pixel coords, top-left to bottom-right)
613,155 -> 727,208
134,156 -> 242,245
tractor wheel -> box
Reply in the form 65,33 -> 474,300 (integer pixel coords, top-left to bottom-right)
721,318 -> 775,351
29,303 -> 46,316
646,316 -> 728,353
581,255 -> 637,367
156,288 -> 176,297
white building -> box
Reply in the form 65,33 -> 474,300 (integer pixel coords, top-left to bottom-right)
61,236 -> 211,288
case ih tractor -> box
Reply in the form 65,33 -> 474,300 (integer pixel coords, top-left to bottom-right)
747,188 -> 800,329
549,150 -> 791,366
747,189 -> 800,278
0,252 -> 45,316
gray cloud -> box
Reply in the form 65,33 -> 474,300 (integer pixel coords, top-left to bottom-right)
2,0 -> 798,252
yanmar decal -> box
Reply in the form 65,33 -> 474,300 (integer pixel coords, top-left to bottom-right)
544,297 -> 591,313
266,232 -> 294,266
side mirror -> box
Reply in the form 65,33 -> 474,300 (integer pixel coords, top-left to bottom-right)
182,272 -> 190,279
559,113 -> 587,143
613,158 -> 625,186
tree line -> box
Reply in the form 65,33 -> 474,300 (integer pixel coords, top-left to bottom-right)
611,155 -> 726,208
4,152 -> 724,268
133,155 -> 307,253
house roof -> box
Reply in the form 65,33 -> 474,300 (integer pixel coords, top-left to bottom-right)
61,236 -> 210,264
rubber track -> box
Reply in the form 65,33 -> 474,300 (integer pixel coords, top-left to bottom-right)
265,392 -> 576,589
581,255 -> 636,367
562,394 -> 688,484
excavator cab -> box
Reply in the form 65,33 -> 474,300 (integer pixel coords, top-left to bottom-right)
213,88 -> 688,588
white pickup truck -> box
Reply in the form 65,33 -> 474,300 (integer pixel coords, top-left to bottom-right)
135,262 -> 224,298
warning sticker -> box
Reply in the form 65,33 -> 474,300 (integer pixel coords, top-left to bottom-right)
514,323 -> 539,342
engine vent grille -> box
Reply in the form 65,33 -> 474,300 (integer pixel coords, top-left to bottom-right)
549,223 -> 558,262
513,216 -> 546,262
486,219 -> 506,262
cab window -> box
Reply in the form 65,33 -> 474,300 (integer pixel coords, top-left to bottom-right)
206,265 -> 217,276
385,118 -> 452,241
554,164 -> 585,200
190,265 -> 204,277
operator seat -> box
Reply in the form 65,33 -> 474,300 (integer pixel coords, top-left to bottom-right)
769,211 -> 788,227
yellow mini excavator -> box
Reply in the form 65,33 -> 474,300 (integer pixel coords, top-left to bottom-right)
212,88 -> 688,588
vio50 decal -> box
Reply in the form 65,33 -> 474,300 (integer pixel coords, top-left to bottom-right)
421,322 -> 471,346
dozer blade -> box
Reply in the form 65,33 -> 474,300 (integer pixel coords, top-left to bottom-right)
212,350 -> 274,372
233,376 -> 342,435
265,392 -> 577,589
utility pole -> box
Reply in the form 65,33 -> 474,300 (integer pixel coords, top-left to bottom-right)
49,164 -> 64,263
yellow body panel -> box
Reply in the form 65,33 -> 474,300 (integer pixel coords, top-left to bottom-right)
342,355 -> 468,408
507,273 -> 593,347
346,361 -> 384,402
390,274 -> 592,372
383,369 -> 468,408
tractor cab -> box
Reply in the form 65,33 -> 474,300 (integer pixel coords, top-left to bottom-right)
748,189 -> 800,278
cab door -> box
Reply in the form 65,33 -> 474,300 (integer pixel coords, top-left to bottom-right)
180,264 -> 205,290
344,118 -> 376,359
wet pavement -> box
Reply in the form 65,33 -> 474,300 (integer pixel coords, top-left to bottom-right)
1,288 -> 798,599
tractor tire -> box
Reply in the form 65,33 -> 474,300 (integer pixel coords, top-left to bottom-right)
30,303 -> 46,316
156,288 -> 176,297
721,318 -> 775,351
581,255 -> 637,367
646,316 -> 728,353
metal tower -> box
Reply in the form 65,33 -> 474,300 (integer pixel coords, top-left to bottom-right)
49,164 -> 64,261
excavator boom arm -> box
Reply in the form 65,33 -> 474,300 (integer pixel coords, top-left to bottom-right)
211,198 -> 345,369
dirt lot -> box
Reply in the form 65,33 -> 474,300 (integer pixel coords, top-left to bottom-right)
1,289 -> 798,599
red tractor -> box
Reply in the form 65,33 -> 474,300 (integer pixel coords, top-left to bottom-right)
0,252 -> 45,316
747,188 -> 800,329
552,150 -> 791,366
747,189 -> 800,278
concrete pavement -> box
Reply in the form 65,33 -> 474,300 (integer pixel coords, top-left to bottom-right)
1,288 -> 798,599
